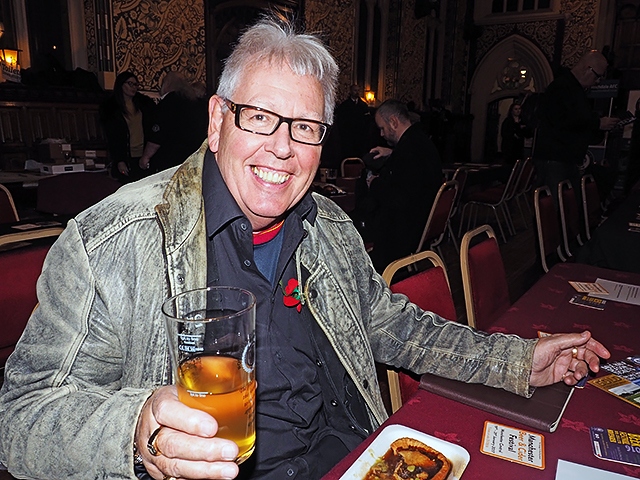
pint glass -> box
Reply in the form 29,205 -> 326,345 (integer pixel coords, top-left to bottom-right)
162,286 -> 256,463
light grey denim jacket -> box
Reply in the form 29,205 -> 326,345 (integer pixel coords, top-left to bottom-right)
0,142 -> 536,479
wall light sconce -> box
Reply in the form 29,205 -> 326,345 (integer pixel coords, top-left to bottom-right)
0,48 -> 21,82
364,90 -> 375,105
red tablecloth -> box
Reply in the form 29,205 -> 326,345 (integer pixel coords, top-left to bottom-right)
323,263 -> 640,479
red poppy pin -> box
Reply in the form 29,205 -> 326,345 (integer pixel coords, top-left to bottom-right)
281,278 -> 304,313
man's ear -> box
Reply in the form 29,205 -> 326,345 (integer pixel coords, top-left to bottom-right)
208,95 -> 225,153
388,114 -> 400,131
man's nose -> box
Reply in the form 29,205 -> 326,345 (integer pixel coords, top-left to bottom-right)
267,122 -> 293,159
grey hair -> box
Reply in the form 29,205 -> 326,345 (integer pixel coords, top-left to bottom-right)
376,99 -> 412,124
216,17 -> 339,124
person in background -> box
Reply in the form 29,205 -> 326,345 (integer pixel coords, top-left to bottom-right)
364,99 -> 444,272
333,84 -> 373,159
533,50 -> 619,205
100,71 -> 156,183
0,17 -> 610,480
500,101 -> 531,165
139,71 -> 209,173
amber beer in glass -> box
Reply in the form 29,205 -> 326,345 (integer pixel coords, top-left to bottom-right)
163,286 -> 256,463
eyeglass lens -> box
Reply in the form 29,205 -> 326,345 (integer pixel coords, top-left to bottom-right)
229,101 -> 327,145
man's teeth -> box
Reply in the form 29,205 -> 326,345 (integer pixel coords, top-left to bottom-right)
252,167 -> 289,185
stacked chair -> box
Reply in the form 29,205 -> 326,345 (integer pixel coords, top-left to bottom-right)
381,250 -> 457,413
458,159 -> 523,243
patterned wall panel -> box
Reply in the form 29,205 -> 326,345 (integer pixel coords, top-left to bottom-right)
305,0 -> 357,104
560,0 -> 598,67
84,0 -> 98,72
111,0 -> 206,90
394,0 -> 427,104
476,21 -> 559,67
474,0 -> 598,72
384,0 -> 402,101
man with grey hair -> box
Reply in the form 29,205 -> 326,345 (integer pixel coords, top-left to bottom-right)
0,17 -> 609,480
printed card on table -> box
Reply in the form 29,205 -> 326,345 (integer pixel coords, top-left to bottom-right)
590,427 -> 640,467
569,294 -> 607,310
569,281 -> 609,295
480,421 -> 545,469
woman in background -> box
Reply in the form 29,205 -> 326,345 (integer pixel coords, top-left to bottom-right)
501,102 -> 531,165
100,71 -> 156,182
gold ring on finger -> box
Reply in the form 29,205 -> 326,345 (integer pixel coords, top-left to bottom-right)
147,426 -> 164,457
571,347 -> 578,358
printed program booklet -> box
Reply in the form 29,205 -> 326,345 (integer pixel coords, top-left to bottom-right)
590,427 -> 640,467
588,356 -> 640,410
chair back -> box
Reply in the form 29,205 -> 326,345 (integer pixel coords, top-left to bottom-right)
0,242 -> 51,369
340,157 -> 365,178
534,185 -> 566,273
513,157 -> 534,197
460,224 -> 510,329
557,179 -> 583,256
581,174 -> 601,241
415,180 -> 458,253
382,250 -> 457,413
37,172 -> 120,216
335,176 -> 358,193
0,184 -> 19,223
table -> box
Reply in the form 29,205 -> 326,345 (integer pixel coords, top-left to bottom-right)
576,189 -> 640,273
0,218 -> 66,249
324,263 -> 640,479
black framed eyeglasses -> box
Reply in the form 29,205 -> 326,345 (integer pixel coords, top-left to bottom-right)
588,66 -> 605,80
224,99 -> 330,146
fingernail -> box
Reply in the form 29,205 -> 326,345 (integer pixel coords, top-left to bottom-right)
221,444 -> 237,461
221,465 -> 237,478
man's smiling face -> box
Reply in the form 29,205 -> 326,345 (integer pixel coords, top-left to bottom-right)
208,61 -> 324,231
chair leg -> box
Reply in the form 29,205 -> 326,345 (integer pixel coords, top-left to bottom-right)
492,206 -> 507,243
447,223 -> 460,253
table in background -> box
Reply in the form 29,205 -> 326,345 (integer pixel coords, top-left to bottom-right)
577,189 -> 640,273
324,262 -> 640,479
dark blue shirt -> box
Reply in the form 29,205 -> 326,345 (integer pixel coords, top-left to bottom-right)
202,151 -> 371,479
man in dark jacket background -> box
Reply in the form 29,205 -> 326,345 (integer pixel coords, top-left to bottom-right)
364,100 -> 443,272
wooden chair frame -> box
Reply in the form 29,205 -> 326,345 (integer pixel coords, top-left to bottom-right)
0,184 -> 19,223
581,174 -> 600,241
382,250 -> 451,413
415,180 -> 459,256
460,224 -> 501,328
557,179 -> 583,258
340,157 -> 365,178
534,185 -> 566,273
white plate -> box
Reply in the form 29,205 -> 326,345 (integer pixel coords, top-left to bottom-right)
339,424 -> 470,480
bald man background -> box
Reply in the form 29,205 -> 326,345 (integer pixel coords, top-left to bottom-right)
533,50 -> 619,205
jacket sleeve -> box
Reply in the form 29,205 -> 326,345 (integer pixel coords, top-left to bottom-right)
0,222 -> 153,479
366,281 -> 537,398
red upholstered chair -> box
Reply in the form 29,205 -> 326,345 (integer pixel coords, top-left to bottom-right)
37,172 -> 120,216
534,185 -> 566,273
460,224 -> 510,330
557,179 -> 583,257
382,250 -> 457,412
0,241 -> 52,371
0,184 -> 19,224
415,180 -> 459,256
581,174 -> 601,241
